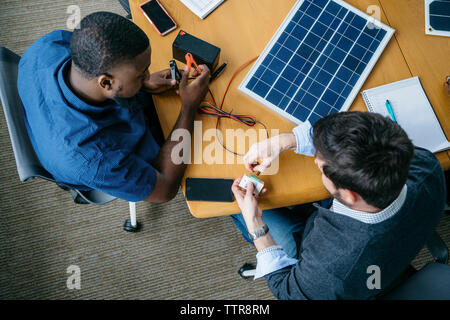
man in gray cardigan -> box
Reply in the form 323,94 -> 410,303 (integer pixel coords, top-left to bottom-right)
231,111 -> 446,299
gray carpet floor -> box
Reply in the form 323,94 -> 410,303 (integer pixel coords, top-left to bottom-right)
0,0 -> 449,300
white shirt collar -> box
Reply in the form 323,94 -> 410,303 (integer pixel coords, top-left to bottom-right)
330,185 -> 408,224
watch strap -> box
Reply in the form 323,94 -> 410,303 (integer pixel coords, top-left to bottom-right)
248,224 -> 269,241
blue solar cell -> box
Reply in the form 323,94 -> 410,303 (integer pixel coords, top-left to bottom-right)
317,55 -> 327,67
309,49 -> 320,61
355,61 -> 366,75
342,84 -> 353,96
293,105 -> 311,122
267,89 -> 283,105
362,50 -> 374,63
279,96 -> 291,110
246,77 -> 258,90
312,21 -> 328,37
299,14 -> 315,30
254,66 -> 266,78
301,92 -> 318,108
253,81 -> 270,97
330,17 -> 340,30
329,77 -> 346,94
261,69 -> 277,84
325,1 -> 341,15
319,10 -> 334,25
278,46 -> 293,62
287,84 -> 298,97
285,101 -> 298,114
323,58 -> 339,74
292,25 -> 308,41
376,28 -> 387,41
290,54 -> 306,70
330,33 -> 342,45
317,39 -> 328,51
285,35 -> 300,51
322,89 -> 339,106
309,80 -> 326,97
344,11 -> 356,24
277,32 -> 289,45
344,25 -> 361,41
336,66 -> 352,82
294,72 -> 306,86
281,65 -> 298,82
268,57 -> 285,73
293,88 -> 307,104
298,44 -> 314,59
274,77 -> 291,93
306,2 -> 322,18
348,73 -> 359,86
358,33 -> 373,48
363,25 -> 379,38
270,43 -> 281,56
350,43 -> 366,59
315,101 -> 332,116
304,33 -> 320,48
314,0 -> 329,9
330,47 -> 346,63
316,69 -> 333,85
261,54 -> 274,67
285,21 -> 296,34
299,0 -> 311,12
337,36 -> 353,51
352,14 -> 367,31
323,28 -> 335,41
292,10 -> 304,23
335,96 -> 346,109
337,7 -> 348,19
302,76 -> 313,89
369,39 -> 380,52
309,66 -> 320,79
343,55 -> 360,71
308,112 -> 321,125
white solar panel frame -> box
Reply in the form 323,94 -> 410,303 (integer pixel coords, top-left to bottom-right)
238,0 -> 395,125
425,0 -> 450,37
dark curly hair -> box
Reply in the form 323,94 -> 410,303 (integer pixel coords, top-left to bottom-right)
312,111 -> 414,209
70,11 -> 149,79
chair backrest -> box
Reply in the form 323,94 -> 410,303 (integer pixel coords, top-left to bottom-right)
0,46 -> 55,183
380,262 -> 450,300
0,46 -> 116,205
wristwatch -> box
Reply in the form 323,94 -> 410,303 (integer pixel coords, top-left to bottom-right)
248,224 -> 269,241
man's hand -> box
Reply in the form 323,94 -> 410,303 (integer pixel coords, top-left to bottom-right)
244,133 -> 297,174
231,177 -> 266,230
143,69 -> 177,94
178,65 -> 210,109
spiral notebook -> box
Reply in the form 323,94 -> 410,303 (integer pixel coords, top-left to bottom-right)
361,77 -> 450,153
179,0 -> 225,19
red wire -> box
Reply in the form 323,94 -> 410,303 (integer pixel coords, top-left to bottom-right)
197,56 -> 269,156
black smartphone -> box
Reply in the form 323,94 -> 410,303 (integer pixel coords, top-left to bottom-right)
185,178 -> 234,202
140,0 -> 177,36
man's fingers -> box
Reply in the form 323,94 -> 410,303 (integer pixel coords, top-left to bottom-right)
245,182 -> 255,198
179,66 -> 189,88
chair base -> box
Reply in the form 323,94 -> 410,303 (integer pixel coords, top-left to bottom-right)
238,263 -> 256,279
123,219 -> 141,232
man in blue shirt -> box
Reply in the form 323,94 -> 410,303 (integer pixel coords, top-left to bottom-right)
232,112 -> 446,299
18,12 -> 210,203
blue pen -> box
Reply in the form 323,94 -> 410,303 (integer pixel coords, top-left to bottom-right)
385,100 -> 397,122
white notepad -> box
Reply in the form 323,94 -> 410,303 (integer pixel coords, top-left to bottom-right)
361,77 -> 450,153
179,0 -> 225,19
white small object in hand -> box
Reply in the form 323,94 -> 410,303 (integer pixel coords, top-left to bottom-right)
239,174 -> 264,195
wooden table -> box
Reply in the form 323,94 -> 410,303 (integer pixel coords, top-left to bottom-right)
130,0 -> 450,218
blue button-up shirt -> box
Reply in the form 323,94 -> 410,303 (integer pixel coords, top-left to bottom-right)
18,30 -> 160,202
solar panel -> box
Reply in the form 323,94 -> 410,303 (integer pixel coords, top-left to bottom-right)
425,0 -> 450,37
238,0 -> 395,125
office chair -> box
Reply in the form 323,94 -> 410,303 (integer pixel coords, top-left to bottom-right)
0,46 -> 140,232
238,229 -> 450,299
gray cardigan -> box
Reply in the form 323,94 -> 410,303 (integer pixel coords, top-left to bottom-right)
265,148 -> 446,299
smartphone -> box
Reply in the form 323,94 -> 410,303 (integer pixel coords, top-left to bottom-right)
185,178 -> 234,202
140,0 -> 177,36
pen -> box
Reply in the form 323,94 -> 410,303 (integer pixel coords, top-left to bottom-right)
210,62 -> 228,83
385,100 -> 397,122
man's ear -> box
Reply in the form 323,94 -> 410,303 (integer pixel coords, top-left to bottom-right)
339,189 -> 359,206
98,74 -> 114,91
